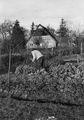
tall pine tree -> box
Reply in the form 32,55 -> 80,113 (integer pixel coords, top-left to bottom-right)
57,18 -> 69,46
58,18 -> 69,37
11,20 -> 26,52
30,22 -> 35,35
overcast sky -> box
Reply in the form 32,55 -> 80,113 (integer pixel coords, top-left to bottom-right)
1,0 -> 84,30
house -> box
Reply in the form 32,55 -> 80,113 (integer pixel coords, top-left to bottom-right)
26,24 -> 58,49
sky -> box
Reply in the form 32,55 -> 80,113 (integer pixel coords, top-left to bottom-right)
0,0 -> 84,31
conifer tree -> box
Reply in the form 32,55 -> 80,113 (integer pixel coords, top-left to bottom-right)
11,20 -> 26,52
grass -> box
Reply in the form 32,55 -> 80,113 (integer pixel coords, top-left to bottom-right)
0,96 -> 84,120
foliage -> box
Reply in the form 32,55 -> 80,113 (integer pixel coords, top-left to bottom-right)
0,54 -> 25,74
0,20 -> 14,54
0,20 -> 14,40
0,20 -> 30,54
56,18 -> 71,49
7,62 -> 84,105
1,62 -> 84,119
1,20 -> 84,120
11,20 -> 26,52
30,22 -> 36,35
1,61 -> 84,104
1,39 -> 11,54
57,18 -> 69,38
0,95 -> 83,120
15,64 -> 37,76
47,25 -> 57,38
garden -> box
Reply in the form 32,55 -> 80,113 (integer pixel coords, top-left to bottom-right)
0,54 -> 84,120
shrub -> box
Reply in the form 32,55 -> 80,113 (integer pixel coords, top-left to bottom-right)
12,62 -> 84,105
0,55 -> 25,74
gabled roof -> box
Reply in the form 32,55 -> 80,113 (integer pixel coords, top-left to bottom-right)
28,24 -> 58,47
32,28 -> 48,36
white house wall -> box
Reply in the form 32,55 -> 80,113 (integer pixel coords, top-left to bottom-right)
26,39 -> 37,48
41,35 -> 56,48
26,35 -> 56,49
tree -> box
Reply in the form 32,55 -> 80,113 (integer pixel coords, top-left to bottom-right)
11,20 -> 26,52
47,25 -> 57,38
24,28 -> 30,40
0,20 -> 14,40
58,18 -> 69,37
1,39 -> 11,54
0,20 -> 14,54
30,22 -> 36,35
57,18 -> 71,48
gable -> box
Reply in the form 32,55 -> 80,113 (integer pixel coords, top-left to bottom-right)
41,35 -> 56,48
26,24 -> 58,48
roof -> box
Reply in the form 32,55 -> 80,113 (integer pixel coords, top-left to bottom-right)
32,28 -> 48,36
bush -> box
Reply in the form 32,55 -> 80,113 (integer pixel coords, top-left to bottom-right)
8,62 -> 84,105
15,64 -> 37,76
2,56 -> 84,105
0,54 -> 25,74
